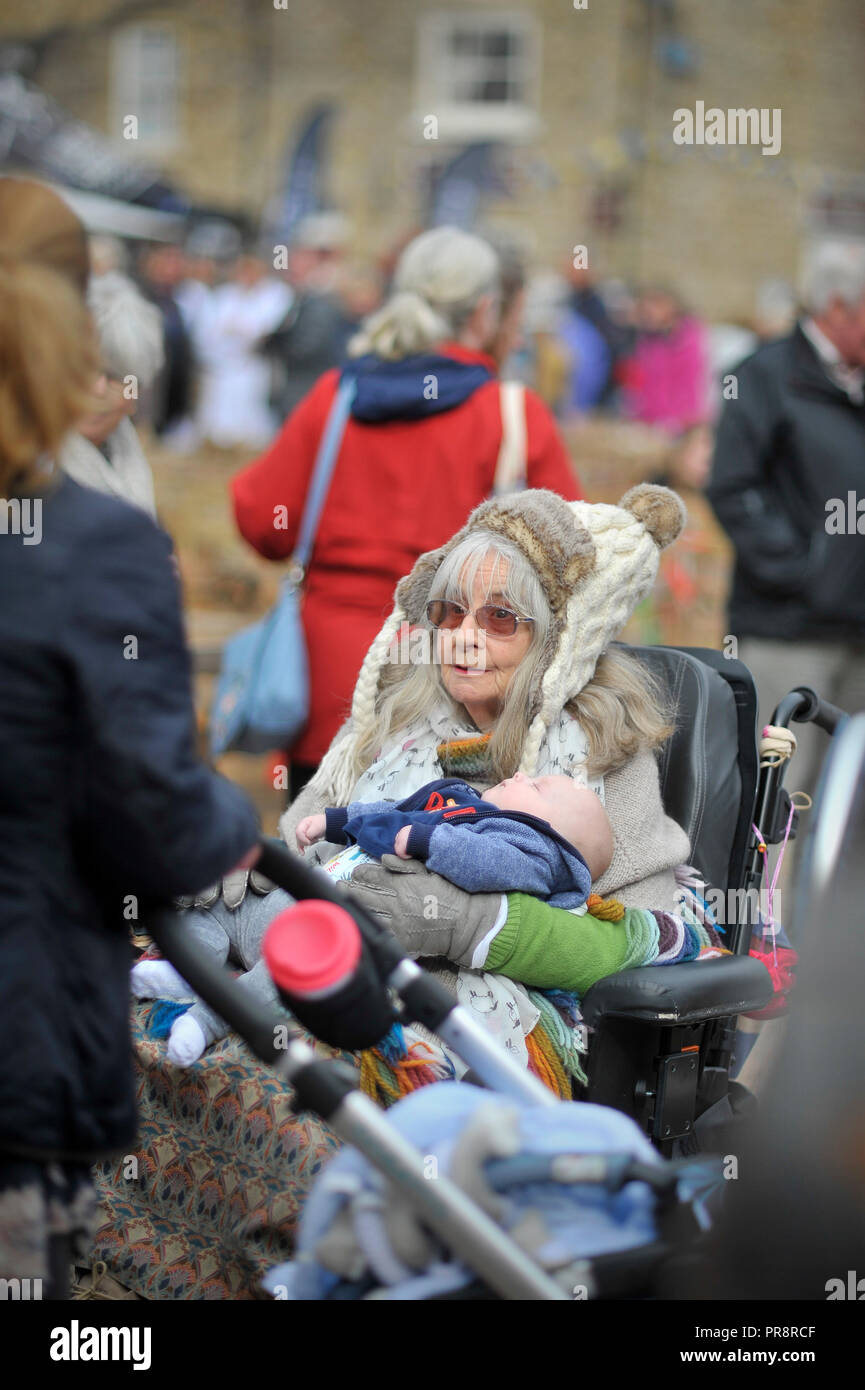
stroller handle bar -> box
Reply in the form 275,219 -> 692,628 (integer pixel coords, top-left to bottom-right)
145,908 -> 566,1301
144,847 -> 571,1299
148,904 -> 287,1064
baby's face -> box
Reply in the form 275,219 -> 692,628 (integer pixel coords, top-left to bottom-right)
482,772 -> 613,879
482,772 -> 579,826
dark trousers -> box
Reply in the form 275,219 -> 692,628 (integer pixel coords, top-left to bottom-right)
46,1233 -> 72,1299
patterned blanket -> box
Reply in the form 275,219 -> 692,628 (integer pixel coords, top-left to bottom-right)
91,1002 -> 345,1300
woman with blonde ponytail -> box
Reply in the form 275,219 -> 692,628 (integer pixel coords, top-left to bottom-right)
0,178 -> 260,1297
233,225 -> 581,799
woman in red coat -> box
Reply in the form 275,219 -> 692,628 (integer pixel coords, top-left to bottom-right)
232,227 -> 581,794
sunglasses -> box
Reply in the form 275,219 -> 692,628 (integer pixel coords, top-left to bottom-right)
425,599 -> 535,638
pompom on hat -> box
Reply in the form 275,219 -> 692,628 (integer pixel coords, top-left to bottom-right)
311,484 -> 686,802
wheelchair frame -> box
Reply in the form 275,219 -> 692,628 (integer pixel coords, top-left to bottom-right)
581,647 -> 846,1157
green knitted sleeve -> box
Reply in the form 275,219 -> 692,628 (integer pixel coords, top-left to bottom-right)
483,894 -> 657,994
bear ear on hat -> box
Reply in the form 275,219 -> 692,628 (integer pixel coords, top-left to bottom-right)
619,483 -> 686,550
395,549 -> 446,621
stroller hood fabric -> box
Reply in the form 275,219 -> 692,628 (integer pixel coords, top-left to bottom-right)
263,1082 -> 665,1300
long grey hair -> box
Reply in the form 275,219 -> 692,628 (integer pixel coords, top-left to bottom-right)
351,529 -> 673,784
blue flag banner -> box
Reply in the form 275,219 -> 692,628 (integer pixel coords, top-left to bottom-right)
428,142 -> 508,229
268,103 -> 336,243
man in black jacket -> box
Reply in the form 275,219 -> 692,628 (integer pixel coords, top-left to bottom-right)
708,241 -> 865,802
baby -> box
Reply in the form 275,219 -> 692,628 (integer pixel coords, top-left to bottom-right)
297,771 -> 614,911
132,772 -> 612,1067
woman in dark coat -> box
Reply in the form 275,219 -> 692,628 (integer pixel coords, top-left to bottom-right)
0,178 -> 259,1296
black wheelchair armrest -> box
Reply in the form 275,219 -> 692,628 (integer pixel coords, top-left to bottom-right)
581,954 -> 774,1028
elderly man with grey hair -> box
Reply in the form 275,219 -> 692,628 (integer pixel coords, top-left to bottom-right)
708,240 -> 865,815
60,271 -> 165,516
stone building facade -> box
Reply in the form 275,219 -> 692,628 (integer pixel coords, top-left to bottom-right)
3,0 -> 864,319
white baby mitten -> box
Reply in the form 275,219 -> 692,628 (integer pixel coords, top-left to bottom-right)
166,1013 -> 208,1066
131,959 -> 194,1001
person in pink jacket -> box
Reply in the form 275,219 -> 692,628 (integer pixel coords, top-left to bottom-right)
620,287 -> 711,433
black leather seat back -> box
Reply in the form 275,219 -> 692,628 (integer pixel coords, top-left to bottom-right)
622,645 -> 759,892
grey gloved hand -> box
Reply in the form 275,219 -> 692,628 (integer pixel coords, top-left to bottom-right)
175,867 -> 275,912
345,855 -> 505,966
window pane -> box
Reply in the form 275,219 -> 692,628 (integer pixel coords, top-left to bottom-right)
480,78 -> 510,102
482,59 -> 511,80
437,21 -> 530,108
112,24 -> 178,144
481,30 -> 518,59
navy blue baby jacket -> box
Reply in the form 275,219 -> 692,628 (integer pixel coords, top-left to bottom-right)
324,777 -> 592,909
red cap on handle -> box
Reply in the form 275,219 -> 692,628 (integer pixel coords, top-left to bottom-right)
262,900 -> 362,998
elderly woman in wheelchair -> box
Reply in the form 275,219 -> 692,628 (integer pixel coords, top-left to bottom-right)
135,483 -> 775,1150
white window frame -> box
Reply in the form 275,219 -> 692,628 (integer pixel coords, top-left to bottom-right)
415,10 -> 541,143
110,22 -> 180,153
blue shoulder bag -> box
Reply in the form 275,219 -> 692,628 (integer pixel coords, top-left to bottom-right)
209,375 -> 356,757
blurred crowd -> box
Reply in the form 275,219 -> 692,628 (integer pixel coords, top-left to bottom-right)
90,213 -> 381,453
88,214 -> 798,481
74,211 -> 865,843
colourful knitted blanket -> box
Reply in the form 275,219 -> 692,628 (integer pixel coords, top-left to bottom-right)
353,892 -> 723,1103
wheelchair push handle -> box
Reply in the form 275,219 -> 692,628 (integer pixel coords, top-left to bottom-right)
772,686 -> 848,738
738,684 -> 849,953
791,686 -> 848,737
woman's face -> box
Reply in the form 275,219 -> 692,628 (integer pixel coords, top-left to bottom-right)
638,290 -> 679,335
437,555 -> 534,731
77,373 -> 136,445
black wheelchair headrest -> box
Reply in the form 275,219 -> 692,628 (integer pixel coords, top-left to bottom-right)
621,645 -> 759,892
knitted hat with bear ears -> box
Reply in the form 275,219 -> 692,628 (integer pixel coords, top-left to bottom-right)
310,483 -> 686,803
